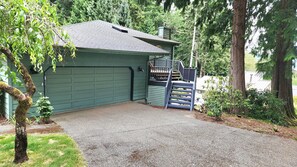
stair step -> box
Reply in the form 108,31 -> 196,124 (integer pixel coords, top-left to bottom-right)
171,92 -> 192,96
167,104 -> 191,110
173,82 -> 193,86
170,96 -> 192,101
172,85 -> 193,89
172,89 -> 192,93
169,100 -> 191,105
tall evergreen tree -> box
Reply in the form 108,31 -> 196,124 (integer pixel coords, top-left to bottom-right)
230,0 -> 247,98
252,0 -> 297,118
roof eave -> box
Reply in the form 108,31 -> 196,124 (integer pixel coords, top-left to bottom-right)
72,47 -> 170,56
134,37 -> 180,45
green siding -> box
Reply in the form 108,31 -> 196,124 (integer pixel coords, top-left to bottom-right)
0,60 -> 11,118
147,85 -> 165,107
59,51 -> 148,100
8,51 -> 149,116
46,67 -> 131,113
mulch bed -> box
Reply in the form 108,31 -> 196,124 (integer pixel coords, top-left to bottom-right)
194,111 -> 297,140
0,119 -> 64,135
0,116 -> 9,125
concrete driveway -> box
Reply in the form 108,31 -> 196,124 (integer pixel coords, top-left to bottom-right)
53,102 -> 297,167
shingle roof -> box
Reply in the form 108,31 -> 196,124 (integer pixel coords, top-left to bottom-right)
57,20 -> 178,55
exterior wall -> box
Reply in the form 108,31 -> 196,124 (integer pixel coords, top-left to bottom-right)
8,50 -> 149,117
147,85 -> 165,107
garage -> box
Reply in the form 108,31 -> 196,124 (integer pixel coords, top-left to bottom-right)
45,67 -> 132,113
3,20 -> 176,118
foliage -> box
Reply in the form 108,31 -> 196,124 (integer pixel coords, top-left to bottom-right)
245,89 -> 287,126
162,6 -> 230,74
203,77 -> 246,120
0,0 -> 75,163
35,95 -> 54,124
203,77 -> 288,125
0,134 -> 86,166
0,0 -> 75,73
53,0 -> 132,27
251,0 -> 297,78
251,0 -> 297,118
129,0 -> 164,34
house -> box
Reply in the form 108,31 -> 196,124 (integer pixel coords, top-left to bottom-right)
1,20 -> 196,118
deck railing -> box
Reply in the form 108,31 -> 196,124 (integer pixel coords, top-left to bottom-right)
178,61 -> 196,82
164,69 -> 173,108
149,59 -> 196,82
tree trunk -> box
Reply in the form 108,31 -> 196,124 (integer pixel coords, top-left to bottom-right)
0,47 -> 36,163
14,97 -> 32,163
271,0 -> 296,119
230,0 -> 247,97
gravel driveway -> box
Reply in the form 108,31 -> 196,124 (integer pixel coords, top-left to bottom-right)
53,102 -> 297,167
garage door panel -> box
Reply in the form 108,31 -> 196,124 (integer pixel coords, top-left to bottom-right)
46,87 -> 72,94
72,68 -> 94,74
95,97 -> 114,105
72,92 -> 94,100
95,68 -> 113,74
72,76 -> 95,83
95,83 -> 114,89
72,83 -> 94,91
47,67 -> 131,113
47,68 -> 72,75
115,81 -> 130,87
47,77 -> 72,84
71,100 -> 95,108
95,76 -> 114,82
53,104 -> 72,112
50,94 -> 72,102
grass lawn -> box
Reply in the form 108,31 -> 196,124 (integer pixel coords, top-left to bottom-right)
0,133 -> 86,167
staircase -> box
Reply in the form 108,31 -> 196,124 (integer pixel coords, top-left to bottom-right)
166,82 -> 195,110
148,58 -> 197,111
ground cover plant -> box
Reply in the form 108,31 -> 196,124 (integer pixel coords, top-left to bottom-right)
0,134 -> 86,167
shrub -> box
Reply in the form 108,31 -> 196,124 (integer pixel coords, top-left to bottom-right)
203,77 -> 246,120
35,95 -> 54,124
203,77 -> 287,126
245,89 -> 287,126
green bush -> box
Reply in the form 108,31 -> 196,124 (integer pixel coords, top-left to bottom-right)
203,77 -> 246,120
35,95 -> 54,124
203,77 -> 288,126
245,89 -> 287,126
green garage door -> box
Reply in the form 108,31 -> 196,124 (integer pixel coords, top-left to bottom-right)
45,67 -> 131,113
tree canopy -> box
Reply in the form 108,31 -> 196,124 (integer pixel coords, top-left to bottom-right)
0,0 -> 75,163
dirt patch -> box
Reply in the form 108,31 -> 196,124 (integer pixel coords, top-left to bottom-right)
0,122 -> 64,134
128,150 -> 143,161
194,111 -> 297,140
128,149 -> 156,162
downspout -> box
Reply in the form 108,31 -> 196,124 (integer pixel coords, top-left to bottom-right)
43,66 -> 52,97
